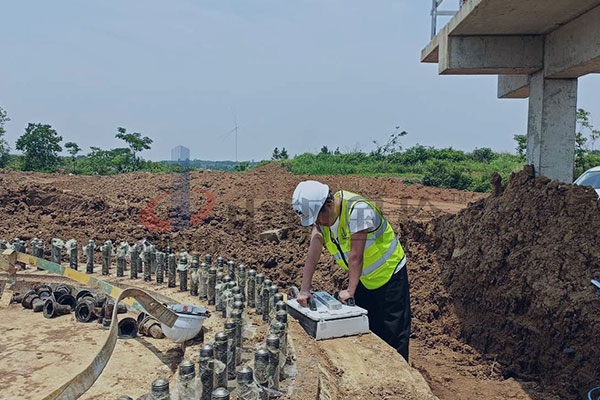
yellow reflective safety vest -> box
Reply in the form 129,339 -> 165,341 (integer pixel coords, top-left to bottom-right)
320,191 -> 405,290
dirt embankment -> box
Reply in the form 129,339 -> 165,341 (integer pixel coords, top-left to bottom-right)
425,166 -> 600,399
0,164 -> 480,293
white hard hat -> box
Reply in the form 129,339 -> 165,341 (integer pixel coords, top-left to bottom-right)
292,181 -> 330,226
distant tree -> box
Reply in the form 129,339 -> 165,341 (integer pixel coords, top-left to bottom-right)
82,146 -> 135,175
513,134 -> 527,157
279,147 -> 289,160
334,147 -> 341,155
65,142 -> 81,159
271,147 -> 289,160
371,127 -> 408,159
320,145 -> 331,155
115,127 -> 152,168
234,161 -> 249,172
470,147 -> 496,163
16,123 -> 62,171
0,107 -> 10,167
575,132 -> 588,173
577,108 -> 600,151
574,108 -> 600,173
272,147 -> 280,160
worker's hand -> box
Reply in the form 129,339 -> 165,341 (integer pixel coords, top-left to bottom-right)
297,290 -> 313,307
338,289 -> 354,303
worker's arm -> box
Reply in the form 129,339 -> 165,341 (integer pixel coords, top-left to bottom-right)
338,229 -> 368,302
298,225 -> 323,306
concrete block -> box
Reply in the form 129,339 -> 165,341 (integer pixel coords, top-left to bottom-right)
498,75 -> 530,99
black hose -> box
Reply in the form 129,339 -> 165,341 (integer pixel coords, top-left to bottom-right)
75,299 -> 97,322
43,299 -> 71,318
22,291 -> 39,309
57,294 -> 77,311
75,289 -> 93,302
118,318 -> 139,339
54,284 -> 72,299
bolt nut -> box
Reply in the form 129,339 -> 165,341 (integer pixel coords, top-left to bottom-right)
255,348 -> 269,362
200,343 -> 214,358
179,359 -> 195,378
266,334 -> 280,349
237,366 -> 253,383
151,377 -> 169,394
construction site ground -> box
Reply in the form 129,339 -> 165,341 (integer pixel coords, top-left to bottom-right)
0,164 -> 597,399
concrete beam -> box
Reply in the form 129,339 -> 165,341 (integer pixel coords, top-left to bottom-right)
527,71 -> 578,183
545,4 -> 600,78
439,36 -> 544,75
421,0 -> 483,64
497,75 -> 530,99
420,0 -> 600,64
421,38 -> 440,63
451,0 -> 600,36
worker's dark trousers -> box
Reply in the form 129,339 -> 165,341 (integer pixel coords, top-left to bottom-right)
354,265 -> 411,361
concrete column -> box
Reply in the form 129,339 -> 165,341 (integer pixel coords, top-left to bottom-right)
526,71 -> 578,182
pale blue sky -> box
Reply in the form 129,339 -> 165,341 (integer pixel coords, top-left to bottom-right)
1,1 -> 599,161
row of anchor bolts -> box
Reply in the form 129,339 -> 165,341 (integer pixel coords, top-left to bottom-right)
9,239 -> 292,399
116,255 -> 291,400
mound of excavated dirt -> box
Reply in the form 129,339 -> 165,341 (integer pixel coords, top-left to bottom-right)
427,166 -> 600,399
0,165 -> 480,293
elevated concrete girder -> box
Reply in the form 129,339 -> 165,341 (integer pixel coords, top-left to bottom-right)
439,36 -> 543,75
451,0 -> 600,35
497,75 -> 529,99
431,5 -> 600,78
545,5 -> 600,78
496,5 -> 600,99
421,0 -> 600,63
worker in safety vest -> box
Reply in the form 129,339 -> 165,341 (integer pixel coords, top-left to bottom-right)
292,180 -> 411,360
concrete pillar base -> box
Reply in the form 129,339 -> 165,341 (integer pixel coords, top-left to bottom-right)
526,71 -> 578,183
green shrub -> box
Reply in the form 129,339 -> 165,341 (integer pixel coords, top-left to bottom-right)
234,161 -> 249,172
468,175 -> 492,192
575,152 -> 600,178
422,159 -> 473,190
470,147 -> 496,163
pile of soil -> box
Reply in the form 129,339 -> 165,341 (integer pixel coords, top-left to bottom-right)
0,164 -> 479,293
427,166 -> 600,398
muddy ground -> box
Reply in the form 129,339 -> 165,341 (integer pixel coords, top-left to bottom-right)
0,164 -> 594,399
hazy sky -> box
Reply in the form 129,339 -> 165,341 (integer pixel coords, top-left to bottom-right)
1,1 -> 599,161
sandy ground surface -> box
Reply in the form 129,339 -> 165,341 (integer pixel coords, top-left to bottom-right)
1,268 -> 436,400
0,305 -> 171,400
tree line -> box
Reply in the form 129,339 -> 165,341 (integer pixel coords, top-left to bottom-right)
0,106 -> 171,174
1,105 -> 599,191
267,113 -> 600,192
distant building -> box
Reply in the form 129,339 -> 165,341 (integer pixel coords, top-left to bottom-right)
171,145 -> 190,162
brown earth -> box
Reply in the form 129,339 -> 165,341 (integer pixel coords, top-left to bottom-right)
0,164 -> 481,294
0,164 -> 589,399
425,166 -> 600,399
